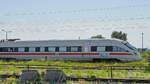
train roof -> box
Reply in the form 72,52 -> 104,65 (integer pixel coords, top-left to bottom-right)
39,39 -> 121,41
0,39 -> 125,47
1,38 -> 124,42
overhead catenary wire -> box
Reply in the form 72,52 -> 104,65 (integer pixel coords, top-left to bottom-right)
0,3 -> 149,33
3,4 -> 148,16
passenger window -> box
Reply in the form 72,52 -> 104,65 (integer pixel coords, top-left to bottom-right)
35,47 -> 40,52
106,46 -> 113,52
113,46 -> 118,52
97,46 -> 105,52
91,46 -> 97,52
45,47 -> 48,52
14,48 -> 18,52
8,48 -> 14,52
3,48 -> 8,52
59,47 -> 67,52
71,46 -> 78,52
40,47 -> 45,52
113,46 -> 127,52
48,47 -> 56,52
78,46 -> 82,52
67,47 -> 71,52
0,48 -> 3,52
67,46 -> 82,52
25,47 -> 29,52
29,48 -> 35,52
119,47 -> 127,52
55,47 -> 59,52
18,48 -> 25,52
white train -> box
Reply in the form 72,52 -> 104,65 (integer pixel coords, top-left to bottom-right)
0,39 -> 142,62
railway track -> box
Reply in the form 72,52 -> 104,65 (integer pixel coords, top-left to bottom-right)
0,64 -> 145,70
0,75 -> 150,83
68,77 -> 150,83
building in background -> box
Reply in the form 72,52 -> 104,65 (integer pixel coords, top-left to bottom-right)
138,48 -> 150,53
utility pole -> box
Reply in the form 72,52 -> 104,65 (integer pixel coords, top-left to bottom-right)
110,66 -> 113,79
1,29 -> 12,41
78,36 -> 80,40
142,32 -> 144,52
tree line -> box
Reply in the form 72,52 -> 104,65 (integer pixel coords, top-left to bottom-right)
91,31 -> 127,41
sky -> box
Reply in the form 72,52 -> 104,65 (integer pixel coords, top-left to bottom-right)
0,0 -> 150,48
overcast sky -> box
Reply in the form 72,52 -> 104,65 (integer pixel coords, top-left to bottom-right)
0,0 -> 150,48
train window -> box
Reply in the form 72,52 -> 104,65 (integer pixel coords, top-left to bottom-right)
0,48 -> 2,52
113,46 -> 118,52
55,47 -> 59,52
40,47 -> 45,52
78,46 -> 82,52
66,46 -> 82,52
8,48 -> 14,52
119,48 -> 127,52
67,47 -> 71,52
97,46 -> 105,52
18,48 -> 25,52
124,42 -> 136,51
91,46 -> 97,52
106,46 -> 113,52
59,47 -> 67,52
113,46 -> 127,52
71,46 -> 78,52
25,47 -> 29,52
48,47 -> 56,52
36,47 -> 40,52
29,48 -> 35,52
1,47 -> 8,52
45,47 -> 48,52
7,48 -> 10,52
11,48 -> 14,52
14,48 -> 18,52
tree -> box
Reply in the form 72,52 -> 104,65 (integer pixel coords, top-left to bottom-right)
111,31 -> 127,41
91,34 -> 104,39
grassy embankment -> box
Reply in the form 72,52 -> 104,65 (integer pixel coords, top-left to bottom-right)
0,51 -> 149,66
0,51 -> 150,79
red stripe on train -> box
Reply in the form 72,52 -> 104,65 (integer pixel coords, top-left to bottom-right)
59,53 -> 99,55
0,53 -> 56,55
0,53 -> 132,56
0,53 -> 99,55
110,53 -> 133,55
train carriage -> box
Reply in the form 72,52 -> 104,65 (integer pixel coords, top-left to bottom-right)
0,39 -> 142,62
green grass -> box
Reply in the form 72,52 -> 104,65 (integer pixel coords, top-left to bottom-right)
0,51 -> 150,80
0,51 -> 150,67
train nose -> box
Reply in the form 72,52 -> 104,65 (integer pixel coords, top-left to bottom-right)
134,51 -> 142,61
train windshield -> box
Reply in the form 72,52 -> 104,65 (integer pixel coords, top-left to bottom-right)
124,42 -> 136,51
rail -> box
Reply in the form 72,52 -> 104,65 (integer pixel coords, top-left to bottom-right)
0,64 -> 145,70
0,75 -> 150,83
67,77 -> 150,83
